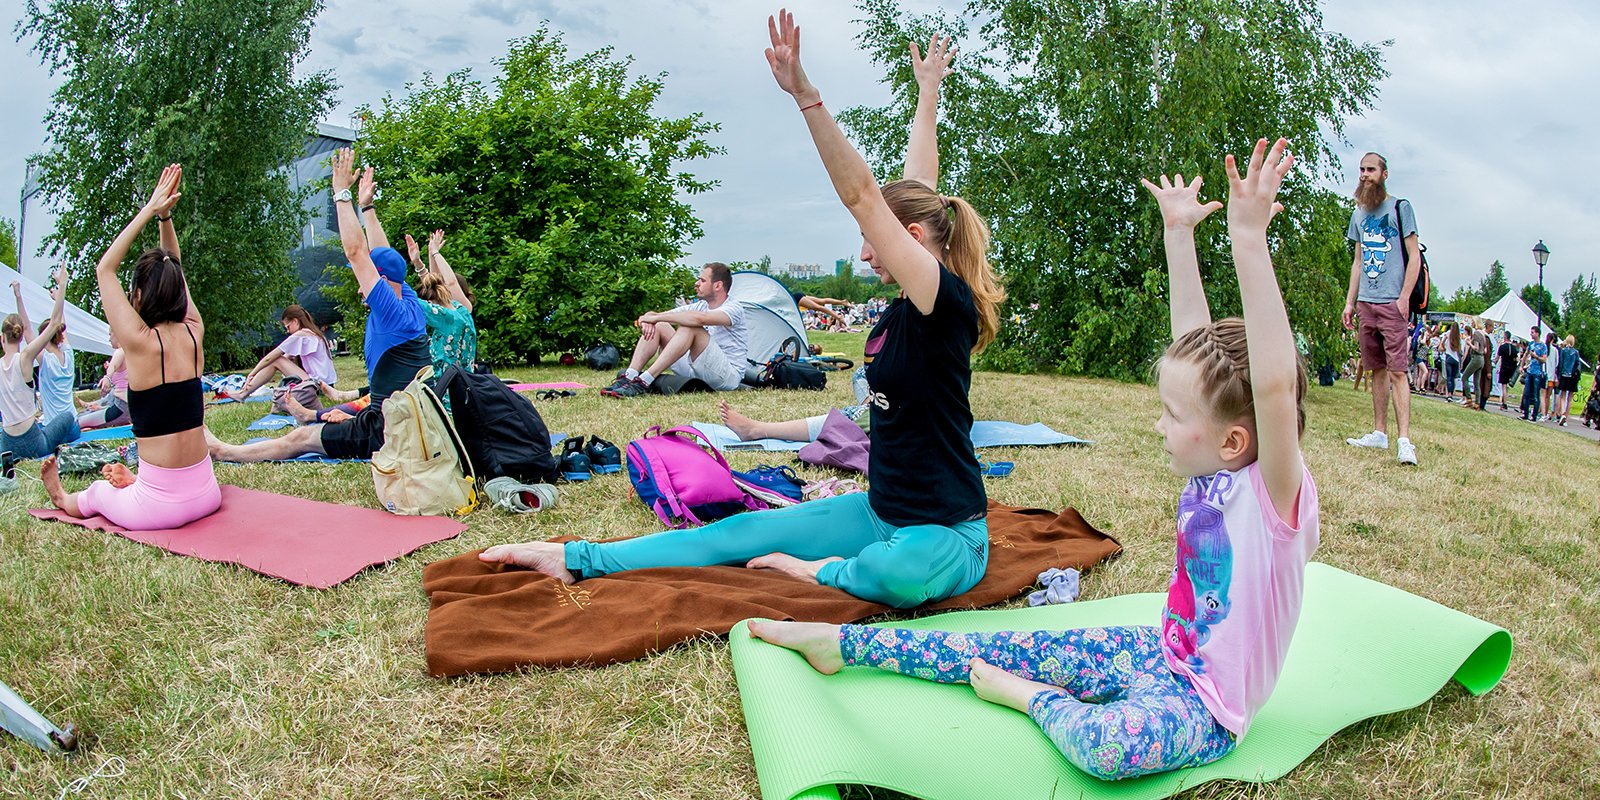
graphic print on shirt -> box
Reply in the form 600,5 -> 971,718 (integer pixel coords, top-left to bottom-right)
862,331 -> 890,411
1359,213 -> 1399,291
1164,472 -> 1237,674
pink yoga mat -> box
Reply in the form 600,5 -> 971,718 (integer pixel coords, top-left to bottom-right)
506,382 -> 588,391
29,486 -> 467,589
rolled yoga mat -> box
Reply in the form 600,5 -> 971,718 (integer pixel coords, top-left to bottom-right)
730,562 -> 1511,800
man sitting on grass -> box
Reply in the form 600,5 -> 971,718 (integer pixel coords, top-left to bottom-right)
602,262 -> 748,398
207,149 -> 428,462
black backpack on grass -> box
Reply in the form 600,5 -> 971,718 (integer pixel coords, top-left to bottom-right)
432,365 -> 558,484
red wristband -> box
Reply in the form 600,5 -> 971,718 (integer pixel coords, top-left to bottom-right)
800,99 -> 824,113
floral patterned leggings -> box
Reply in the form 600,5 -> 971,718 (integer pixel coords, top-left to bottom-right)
838,623 -> 1236,780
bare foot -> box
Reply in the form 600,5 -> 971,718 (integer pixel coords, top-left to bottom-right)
202,426 -> 229,459
746,552 -> 842,583
970,658 -> 1059,714
478,541 -> 575,583
41,456 -> 70,511
719,400 -> 763,441
101,462 -> 136,489
747,620 -> 845,674
282,393 -> 319,424
322,409 -> 353,423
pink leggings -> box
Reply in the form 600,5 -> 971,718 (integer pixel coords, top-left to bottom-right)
76,457 -> 222,531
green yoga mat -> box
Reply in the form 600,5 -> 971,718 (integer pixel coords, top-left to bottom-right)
731,562 -> 1511,800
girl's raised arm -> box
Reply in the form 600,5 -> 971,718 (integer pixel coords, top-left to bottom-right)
1141,174 -> 1221,339
1225,138 -> 1303,522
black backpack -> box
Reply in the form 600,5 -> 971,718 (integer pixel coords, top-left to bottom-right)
432,365 -> 559,484
1393,198 -> 1431,316
584,343 -> 620,371
761,354 -> 827,391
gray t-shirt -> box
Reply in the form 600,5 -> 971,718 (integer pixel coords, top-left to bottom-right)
1347,196 -> 1418,303
674,298 -> 748,366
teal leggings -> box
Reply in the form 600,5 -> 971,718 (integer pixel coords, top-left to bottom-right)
563,492 -> 988,608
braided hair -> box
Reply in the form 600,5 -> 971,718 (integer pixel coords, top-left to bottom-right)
1164,318 -> 1307,438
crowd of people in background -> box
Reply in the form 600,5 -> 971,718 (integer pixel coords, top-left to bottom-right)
1343,319 -> 1594,426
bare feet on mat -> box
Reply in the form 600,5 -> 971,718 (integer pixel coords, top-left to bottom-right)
101,462 -> 136,489
719,400 -> 761,441
478,541 -> 576,583
283,393 -> 319,424
970,657 -> 1057,713
41,456 -> 69,510
747,620 -> 845,675
746,552 -> 842,583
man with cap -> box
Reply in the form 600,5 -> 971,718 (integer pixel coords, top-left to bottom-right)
207,149 -> 429,462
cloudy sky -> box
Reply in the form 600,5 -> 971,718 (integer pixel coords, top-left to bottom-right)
4,0 -> 1597,302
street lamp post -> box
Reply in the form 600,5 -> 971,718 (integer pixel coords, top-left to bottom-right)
1532,240 -> 1550,338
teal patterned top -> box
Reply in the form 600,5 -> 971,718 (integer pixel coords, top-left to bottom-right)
419,299 -> 477,373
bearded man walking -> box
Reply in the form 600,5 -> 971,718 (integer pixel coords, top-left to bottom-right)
1342,152 -> 1423,465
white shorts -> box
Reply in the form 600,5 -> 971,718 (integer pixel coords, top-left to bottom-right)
669,343 -> 743,391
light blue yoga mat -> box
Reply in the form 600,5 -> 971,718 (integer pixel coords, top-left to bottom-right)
69,424 -> 133,443
247,414 -> 297,431
691,420 -> 1090,452
732,562 -> 1511,800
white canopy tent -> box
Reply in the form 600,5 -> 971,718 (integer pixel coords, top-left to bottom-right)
0,262 -> 113,355
1478,291 -> 1553,342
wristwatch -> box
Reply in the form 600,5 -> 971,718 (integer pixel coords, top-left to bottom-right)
333,188 -> 353,204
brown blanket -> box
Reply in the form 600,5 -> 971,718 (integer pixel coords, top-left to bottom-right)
423,501 -> 1121,676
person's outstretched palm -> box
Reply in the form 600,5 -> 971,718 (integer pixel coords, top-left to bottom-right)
765,10 -> 815,101
1140,174 -> 1221,230
910,34 -> 956,92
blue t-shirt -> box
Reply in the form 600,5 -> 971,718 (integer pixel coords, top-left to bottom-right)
363,279 -> 426,385
1527,342 -> 1548,377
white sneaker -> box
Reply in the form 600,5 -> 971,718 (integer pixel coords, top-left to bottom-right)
484,477 -> 558,513
1346,430 -> 1389,449
1396,438 -> 1418,466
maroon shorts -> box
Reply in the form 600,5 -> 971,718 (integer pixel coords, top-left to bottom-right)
1357,301 -> 1409,373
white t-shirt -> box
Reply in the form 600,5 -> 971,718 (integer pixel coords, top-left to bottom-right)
675,299 -> 748,366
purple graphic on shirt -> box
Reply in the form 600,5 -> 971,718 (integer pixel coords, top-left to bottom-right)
1164,474 -> 1237,672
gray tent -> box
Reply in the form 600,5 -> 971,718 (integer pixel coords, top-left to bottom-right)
728,270 -> 808,367
1,679 -> 76,753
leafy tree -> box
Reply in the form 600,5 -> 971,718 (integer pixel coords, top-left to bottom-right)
351,28 -> 719,365
1477,259 -> 1509,306
0,217 -> 17,268
1562,274 -> 1600,359
1437,284 -> 1484,315
20,0 -> 335,363
839,0 -> 1384,377
1521,282 -> 1561,330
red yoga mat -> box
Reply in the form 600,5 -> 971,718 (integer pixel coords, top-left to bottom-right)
29,486 -> 467,588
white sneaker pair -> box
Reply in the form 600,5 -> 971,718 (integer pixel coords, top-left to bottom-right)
1345,431 -> 1418,465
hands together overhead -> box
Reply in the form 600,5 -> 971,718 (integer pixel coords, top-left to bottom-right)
144,163 -> 182,218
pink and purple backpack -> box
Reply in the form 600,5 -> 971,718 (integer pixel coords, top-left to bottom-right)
626,426 -> 775,528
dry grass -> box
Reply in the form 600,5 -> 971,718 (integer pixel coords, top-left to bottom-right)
3,330 -> 1597,798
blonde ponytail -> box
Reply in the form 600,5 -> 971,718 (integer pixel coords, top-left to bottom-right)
879,179 -> 1005,353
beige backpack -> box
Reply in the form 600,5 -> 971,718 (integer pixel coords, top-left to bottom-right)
371,366 -> 479,516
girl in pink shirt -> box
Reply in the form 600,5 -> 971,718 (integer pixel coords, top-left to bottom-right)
751,139 -> 1318,780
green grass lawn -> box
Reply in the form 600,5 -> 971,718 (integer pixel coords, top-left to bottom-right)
4,330 -> 1597,798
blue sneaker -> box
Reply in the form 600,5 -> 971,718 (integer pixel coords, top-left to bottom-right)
731,464 -> 804,504
584,436 -> 623,474
558,436 -> 592,481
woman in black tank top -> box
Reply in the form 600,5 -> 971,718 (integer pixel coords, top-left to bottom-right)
42,164 -> 222,531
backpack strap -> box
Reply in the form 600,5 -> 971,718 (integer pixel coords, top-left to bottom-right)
660,425 -> 735,473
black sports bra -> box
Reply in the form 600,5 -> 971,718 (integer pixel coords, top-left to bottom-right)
128,324 -> 205,438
